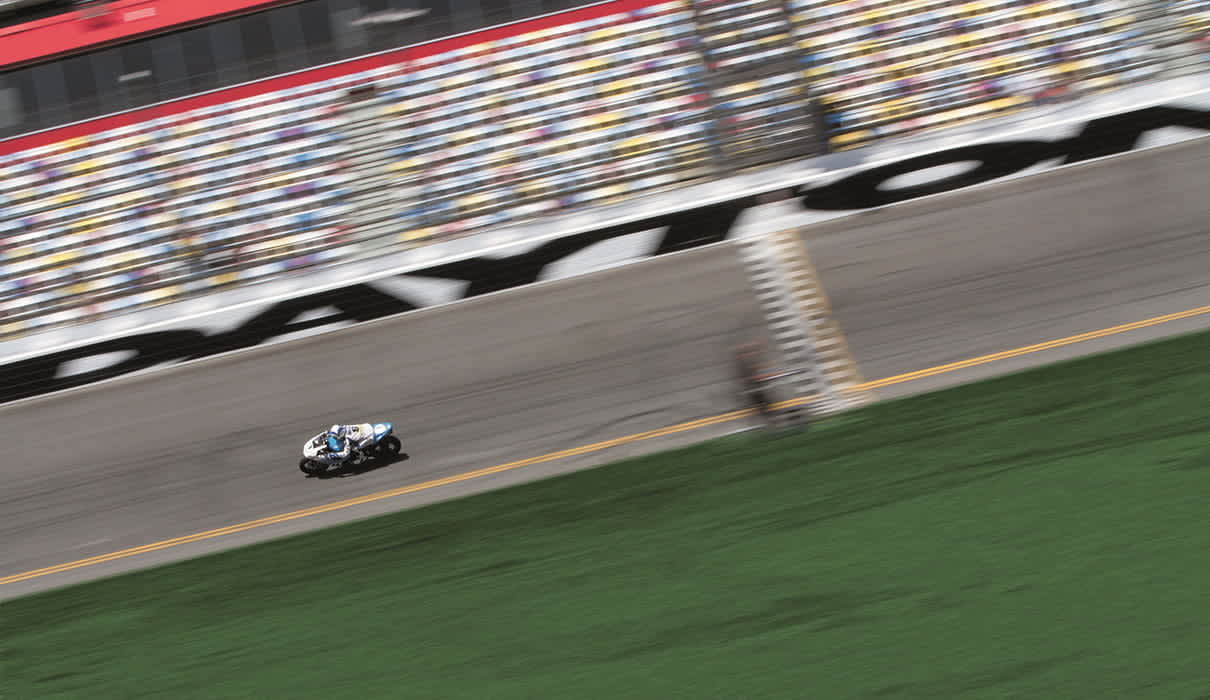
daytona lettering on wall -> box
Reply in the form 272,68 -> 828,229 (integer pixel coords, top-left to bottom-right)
800,106 -> 1210,209
2,103 -> 1208,403
0,202 -> 747,402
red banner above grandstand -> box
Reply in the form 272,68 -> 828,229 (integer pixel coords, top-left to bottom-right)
0,0 -> 296,70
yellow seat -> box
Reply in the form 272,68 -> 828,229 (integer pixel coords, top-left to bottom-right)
832,130 -> 873,149
399,227 -> 435,243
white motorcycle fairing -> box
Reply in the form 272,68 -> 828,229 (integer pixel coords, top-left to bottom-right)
302,433 -> 355,465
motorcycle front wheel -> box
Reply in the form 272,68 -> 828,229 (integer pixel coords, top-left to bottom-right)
299,458 -> 329,476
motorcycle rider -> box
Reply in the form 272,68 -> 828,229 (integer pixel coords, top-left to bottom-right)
736,342 -> 778,426
734,340 -> 810,431
324,423 -> 376,463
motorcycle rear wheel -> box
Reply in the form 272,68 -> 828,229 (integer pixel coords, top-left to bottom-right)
377,435 -> 402,457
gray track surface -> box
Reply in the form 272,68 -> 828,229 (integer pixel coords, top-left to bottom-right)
3,137 -> 1210,600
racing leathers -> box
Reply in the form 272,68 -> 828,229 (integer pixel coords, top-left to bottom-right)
326,423 -> 376,463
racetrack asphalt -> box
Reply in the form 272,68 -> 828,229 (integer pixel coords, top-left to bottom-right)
3,137 -> 1209,601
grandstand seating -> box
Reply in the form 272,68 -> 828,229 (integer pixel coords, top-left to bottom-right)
368,0 -> 722,243
686,0 -> 826,169
789,0 -> 1161,149
0,87 -> 359,337
0,0 -> 1180,341
0,0 -> 727,338
1170,0 -> 1210,64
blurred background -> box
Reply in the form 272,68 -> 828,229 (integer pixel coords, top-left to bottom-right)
0,0 -> 1208,342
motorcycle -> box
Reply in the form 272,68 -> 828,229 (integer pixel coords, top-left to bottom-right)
299,422 -> 403,476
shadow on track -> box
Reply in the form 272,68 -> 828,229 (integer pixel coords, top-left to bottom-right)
306,452 -> 411,480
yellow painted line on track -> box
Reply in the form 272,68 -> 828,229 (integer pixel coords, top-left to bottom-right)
859,303 -> 1210,390
4,303 -> 1210,588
